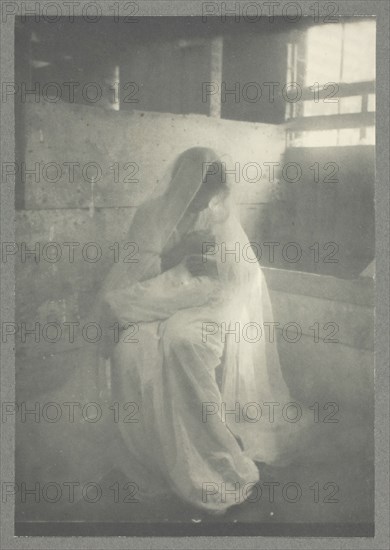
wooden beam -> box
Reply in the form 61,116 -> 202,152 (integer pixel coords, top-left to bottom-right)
300,81 -> 375,102
286,112 -> 375,131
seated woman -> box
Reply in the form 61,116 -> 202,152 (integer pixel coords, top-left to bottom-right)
100,147 -> 299,514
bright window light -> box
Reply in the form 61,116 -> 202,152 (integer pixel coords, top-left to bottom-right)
304,20 -> 376,85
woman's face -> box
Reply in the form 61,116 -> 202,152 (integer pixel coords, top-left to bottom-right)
187,183 -> 217,213
188,164 -> 227,213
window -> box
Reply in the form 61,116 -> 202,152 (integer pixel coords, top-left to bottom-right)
286,20 -> 375,147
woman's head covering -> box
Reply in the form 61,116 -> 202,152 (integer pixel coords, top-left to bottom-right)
100,147 -> 228,293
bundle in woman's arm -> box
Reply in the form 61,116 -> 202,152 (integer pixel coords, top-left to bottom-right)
104,259 -> 221,325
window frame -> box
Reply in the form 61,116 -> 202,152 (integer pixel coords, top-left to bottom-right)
285,21 -> 375,147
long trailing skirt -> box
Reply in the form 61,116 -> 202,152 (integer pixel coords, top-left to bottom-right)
107,262 -> 260,512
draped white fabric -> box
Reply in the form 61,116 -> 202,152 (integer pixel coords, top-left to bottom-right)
99,148 -> 304,512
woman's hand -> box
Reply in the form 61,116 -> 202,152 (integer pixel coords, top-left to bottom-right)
185,254 -> 218,278
161,231 -> 215,273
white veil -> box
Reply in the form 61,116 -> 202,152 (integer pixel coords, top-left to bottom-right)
198,186 -> 303,466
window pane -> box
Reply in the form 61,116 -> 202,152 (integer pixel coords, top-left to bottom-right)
303,99 -> 339,116
302,96 -> 363,117
287,127 -> 375,147
304,20 -> 376,85
361,126 -> 375,145
288,129 -> 339,147
338,128 -> 361,145
342,21 -> 376,83
304,24 -> 343,85
367,94 -> 376,111
339,96 -> 362,114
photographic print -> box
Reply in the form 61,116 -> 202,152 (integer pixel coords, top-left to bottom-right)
0,1 -> 388,547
